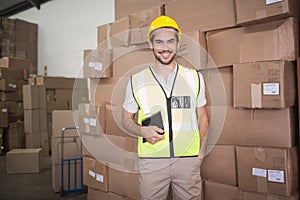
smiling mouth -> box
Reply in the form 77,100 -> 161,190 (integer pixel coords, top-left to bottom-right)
160,51 -> 173,59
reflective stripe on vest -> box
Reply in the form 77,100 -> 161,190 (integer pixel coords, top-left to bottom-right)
131,64 -> 200,158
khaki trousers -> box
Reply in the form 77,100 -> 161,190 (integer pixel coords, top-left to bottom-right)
139,157 -> 202,200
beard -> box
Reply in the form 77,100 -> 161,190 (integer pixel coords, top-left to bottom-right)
153,49 -> 176,65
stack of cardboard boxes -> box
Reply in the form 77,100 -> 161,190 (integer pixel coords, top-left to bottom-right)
0,17 -> 38,155
79,0 -> 300,199
199,0 -> 299,200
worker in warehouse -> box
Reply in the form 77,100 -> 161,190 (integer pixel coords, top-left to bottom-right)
122,15 -> 209,200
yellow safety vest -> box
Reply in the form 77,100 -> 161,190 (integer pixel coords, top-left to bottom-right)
131,64 -> 200,158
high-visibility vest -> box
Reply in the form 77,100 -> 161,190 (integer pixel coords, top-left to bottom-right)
131,64 -> 200,158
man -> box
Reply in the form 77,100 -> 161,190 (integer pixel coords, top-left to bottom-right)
122,16 -> 209,200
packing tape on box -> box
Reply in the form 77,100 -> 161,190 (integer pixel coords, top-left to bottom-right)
106,24 -> 112,50
257,176 -> 268,193
251,83 -> 262,108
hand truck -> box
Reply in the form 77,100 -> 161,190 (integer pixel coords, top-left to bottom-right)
60,126 -> 84,196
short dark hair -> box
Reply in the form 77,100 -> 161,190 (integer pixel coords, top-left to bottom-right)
150,27 -> 179,44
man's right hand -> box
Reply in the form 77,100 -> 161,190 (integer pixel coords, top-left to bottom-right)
140,126 -> 164,145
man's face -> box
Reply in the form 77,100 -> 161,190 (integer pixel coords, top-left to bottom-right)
150,28 -> 179,65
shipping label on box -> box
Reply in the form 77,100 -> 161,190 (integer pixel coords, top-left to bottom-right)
236,146 -> 298,196
233,61 -> 296,108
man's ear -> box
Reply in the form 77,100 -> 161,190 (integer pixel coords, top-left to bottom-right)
149,42 -> 153,49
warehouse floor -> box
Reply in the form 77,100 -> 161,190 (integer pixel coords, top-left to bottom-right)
0,155 -> 87,200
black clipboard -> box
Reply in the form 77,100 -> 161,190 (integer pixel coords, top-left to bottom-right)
142,111 -> 164,143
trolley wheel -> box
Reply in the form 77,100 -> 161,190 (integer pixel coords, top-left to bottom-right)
59,187 -> 65,197
83,185 -> 88,193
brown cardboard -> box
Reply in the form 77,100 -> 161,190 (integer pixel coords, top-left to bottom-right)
241,191 -> 299,200
0,57 -> 31,70
0,79 -> 19,91
83,48 -> 113,78
110,17 -> 130,47
0,68 -> 24,80
83,156 -> 108,192
235,0 -> 299,25
236,146 -> 298,196
207,17 -> 299,68
106,135 -> 137,153
112,46 -> 153,77
89,77 -> 130,106
201,66 -> 233,107
87,187 -> 125,200
0,103 -> 8,127
177,30 -> 207,70
233,61 -> 296,109
129,5 -> 164,45
77,103 -> 105,135
52,163 -> 82,192
206,106 -> 297,148
206,27 -> 244,68
52,110 -> 78,137
36,76 -> 87,90
240,17 -> 299,63
26,132 -> 41,148
24,109 -> 40,133
204,181 -> 240,200
105,105 -> 136,138
115,0 -> 168,20
23,85 -> 46,109
201,145 -> 237,186
0,90 -> 23,101
7,121 -> 24,149
165,0 -> 236,32
108,167 -> 139,199
6,148 -> 42,174
51,136 -> 82,165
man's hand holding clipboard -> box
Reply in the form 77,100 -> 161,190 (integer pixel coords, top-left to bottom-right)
141,111 -> 164,144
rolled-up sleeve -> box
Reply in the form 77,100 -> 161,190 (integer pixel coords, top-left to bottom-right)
123,79 -> 139,113
197,72 -> 207,107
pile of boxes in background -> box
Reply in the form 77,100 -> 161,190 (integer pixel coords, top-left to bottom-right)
78,0 -> 299,199
0,17 -> 38,155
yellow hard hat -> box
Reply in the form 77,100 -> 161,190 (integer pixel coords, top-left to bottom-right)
147,15 -> 182,43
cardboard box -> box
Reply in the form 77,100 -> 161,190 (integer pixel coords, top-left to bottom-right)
87,187 -> 125,200
240,17 -> 299,63
204,181 -> 240,200
112,46 -> 153,77
0,68 -> 24,80
36,76 -> 87,90
108,167 -> 139,199
206,106 -> 297,148
207,17 -> 299,68
165,0 -> 236,32
7,121 -> 25,150
52,163 -> 82,192
109,17 -> 130,47
77,103 -> 105,135
51,136 -> 82,165
235,0 -> 299,25
6,148 -> 42,174
206,27 -> 244,68
129,5 -> 164,45
236,146 -> 298,196
89,77 -> 130,106
83,156 -> 108,192
105,105 -> 135,138
176,30 -> 207,70
0,57 -> 31,70
83,48 -> 113,78
0,104 -> 8,127
24,109 -> 40,133
0,79 -> 19,91
26,132 -> 41,148
201,145 -> 237,186
0,90 -> 23,102
201,66 -> 233,106
23,85 -> 46,109
241,191 -> 299,200
233,61 -> 296,109
52,110 -> 78,137
115,0 -> 168,20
